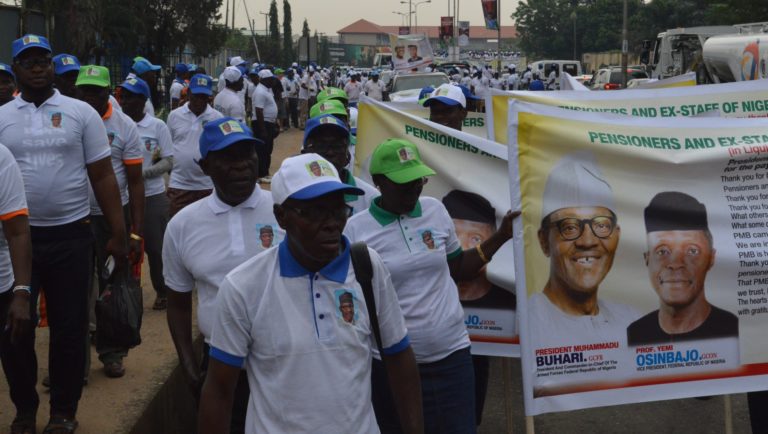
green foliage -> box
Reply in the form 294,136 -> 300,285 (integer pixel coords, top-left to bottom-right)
513,0 -> 768,59
282,0 -> 294,64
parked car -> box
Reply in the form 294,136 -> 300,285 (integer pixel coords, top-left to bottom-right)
386,72 -> 450,102
590,67 -> 649,90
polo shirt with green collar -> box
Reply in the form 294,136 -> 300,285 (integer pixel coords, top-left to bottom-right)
342,170 -> 377,216
344,196 -> 470,363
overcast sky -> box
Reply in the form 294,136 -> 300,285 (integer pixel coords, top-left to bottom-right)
227,0 -> 521,35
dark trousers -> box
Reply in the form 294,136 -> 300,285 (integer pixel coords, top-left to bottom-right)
202,343 -> 250,434
252,120 -> 277,178
472,355 -> 490,425
144,193 -> 169,298
288,97 -> 299,127
372,347 -> 476,434
748,391 -> 768,433
0,287 -> 39,416
29,218 -> 94,416
92,207 -> 131,364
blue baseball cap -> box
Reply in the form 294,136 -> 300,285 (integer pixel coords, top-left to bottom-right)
418,86 -> 434,100
529,80 -> 545,91
53,54 -> 80,75
187,64 -> 198,72
0,63 -> 15,80
303,114 -> 350,149
118,76 -> 150,99
199,117 -> 262,159
189,74 -> 213,95
457,85 -> 480,101
12,34 -> 51,59
175,63 -> 188,73
132,58 -> 161,75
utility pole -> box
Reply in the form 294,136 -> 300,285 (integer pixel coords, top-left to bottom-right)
242,0 -> 261,61
621,0 -> 628,88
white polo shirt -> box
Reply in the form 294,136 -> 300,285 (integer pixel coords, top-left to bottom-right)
209,237 -> 409,434
213,87 -> 245,123
136,113 -> 173,197
344,196 -> 470,363
163,186 -> 283,342
298,73 -> 309,100
0,90 -> 110,227
363,80 -> 385,101
0,143 -> 28,293
89,104 -> 143,215
252,83 -> 277,123
169,79 -> 185,103
167,103 -> 223,191
343,171 -> 377,216
343,81 -> 363,103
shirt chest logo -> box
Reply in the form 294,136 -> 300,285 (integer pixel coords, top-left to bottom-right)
334,289 -> 359,325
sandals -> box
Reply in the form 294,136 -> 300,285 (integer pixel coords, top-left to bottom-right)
10,412 -> 36,434
42,417 -> 78,434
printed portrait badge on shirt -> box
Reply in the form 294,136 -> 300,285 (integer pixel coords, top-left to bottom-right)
334,289 -> 359,325
417,228 -> 443,251
256,223 -> 281,249
218,119 -> 244,135
49,111 -> 63,128
305,159 -> 335,178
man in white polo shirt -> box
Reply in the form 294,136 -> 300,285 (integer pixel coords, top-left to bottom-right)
0,143 -> 34,434
0,34 -> 127,433
166,73 -> 223,216
169,63 -> 189,110
251,69 -> 278,182
213,66 -> 245,122
118,76 -> 174,311
198,153 -> 423,434
76,65 -> 145,378
165,117 -> 278,433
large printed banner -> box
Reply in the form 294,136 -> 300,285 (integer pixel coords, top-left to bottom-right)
390,34 -> 434,73
357,96 -> 518,357
487,80 -> 768,144
635,72 -> 697,89
508,100 -> 768,415
384,101 -> 488,139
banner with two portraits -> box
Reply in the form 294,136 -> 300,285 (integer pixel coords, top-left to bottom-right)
508,100 -> 768,415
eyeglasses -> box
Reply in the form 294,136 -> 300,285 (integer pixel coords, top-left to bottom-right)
548,216 -> 616,241
14,57 -> 51,70
285,204 -> 349,222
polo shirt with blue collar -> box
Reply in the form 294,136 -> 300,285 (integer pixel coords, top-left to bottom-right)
209,237 -> 409,434
344,196 -> 470,363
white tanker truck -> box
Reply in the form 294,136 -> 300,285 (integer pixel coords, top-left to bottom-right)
642,22 -> 768,84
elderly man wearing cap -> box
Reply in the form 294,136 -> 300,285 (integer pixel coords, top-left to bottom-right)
344,139 -> 516,433
166,74 -> 223,217
627,192 -> 738,345
118,76 -> 174,311
251,69 -> 279,182
76,65 -> 145,378
531,151 -> 639,355
0,62 -> 16,105
169,63 -> 189,110
214,66 -> 246,123
52,54 -> 80,98
301,114 -> 377,216
198,152 -> 423,434
165,117 -> 276,433
0,34 -> 128,433
129,57 -> 161,117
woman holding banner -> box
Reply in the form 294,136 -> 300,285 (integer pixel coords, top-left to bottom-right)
344,138 -> 516,433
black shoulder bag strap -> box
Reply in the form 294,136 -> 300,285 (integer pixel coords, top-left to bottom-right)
350,242 -> 384,354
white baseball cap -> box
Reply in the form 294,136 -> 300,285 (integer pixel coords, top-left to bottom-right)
271,154 -> 364,205
258,69 -> 274,79
541,150 -> 614,219
222,66 -> 242,83
421,83 -> 466,108
229,56 -> 246,66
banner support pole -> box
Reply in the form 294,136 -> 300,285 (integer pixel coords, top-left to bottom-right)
501,357 -> 514,434
724,394 -> 734,434
525,416 -> 535,434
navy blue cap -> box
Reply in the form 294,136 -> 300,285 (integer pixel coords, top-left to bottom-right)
199,117 -> 263,159
53,54 -> 80,75
175,63 -> 188,73
189,74 -> 213,95
302,114 -> 350,149
118,76 -> 150,99
529,80 -> 545,91
418,86 -> 434,100
12,34 -> 51,59
457,85 -> 480,101
0,63 -> 15,80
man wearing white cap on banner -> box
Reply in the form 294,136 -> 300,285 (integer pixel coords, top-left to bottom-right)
214,66 -> 246,122
531,151 -> 639,350
198,153 -> 423,434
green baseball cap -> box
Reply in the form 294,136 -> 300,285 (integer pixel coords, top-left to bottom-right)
75,65 -> 110,87
310,98 -> 347,119
317,87 -> 348,104
369,139 -> 436,184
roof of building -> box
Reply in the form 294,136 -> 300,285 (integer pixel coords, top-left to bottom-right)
337,18 -> 516,39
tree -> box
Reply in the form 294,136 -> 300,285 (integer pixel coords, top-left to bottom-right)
282,0 -> 294,64
302,19 -> 310,38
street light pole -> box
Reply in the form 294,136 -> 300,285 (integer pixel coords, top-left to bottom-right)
259,11 -> 269,37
